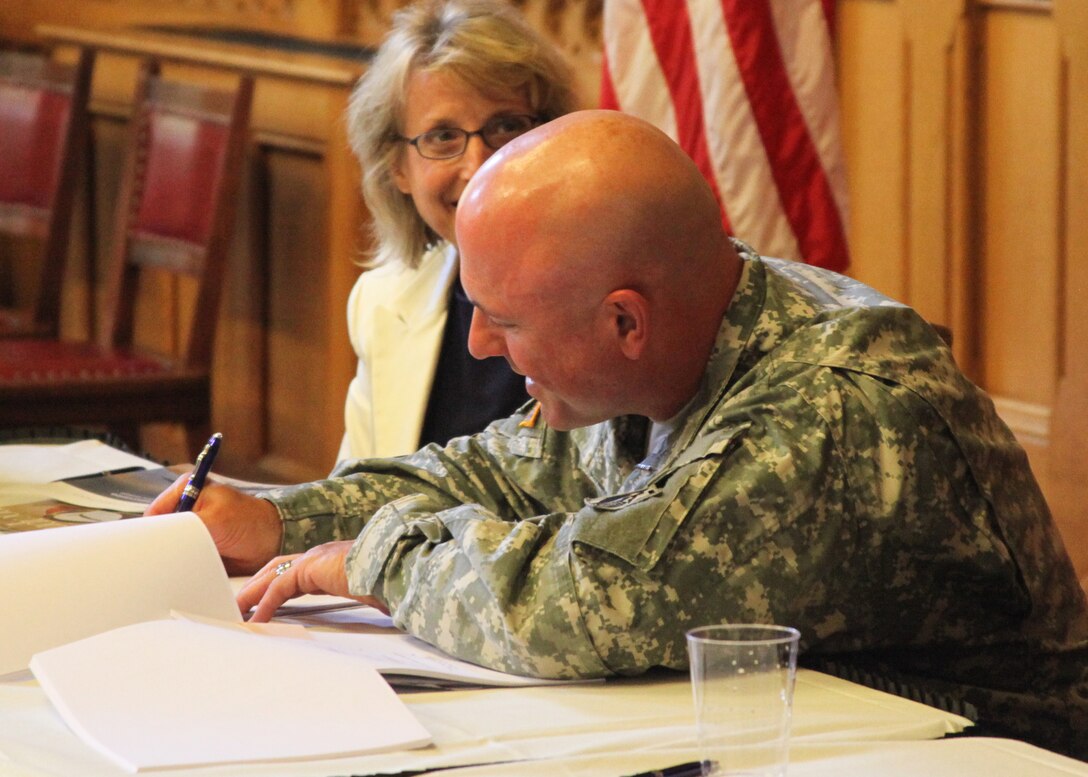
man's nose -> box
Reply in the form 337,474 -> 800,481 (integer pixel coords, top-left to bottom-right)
467,308 -> 504,360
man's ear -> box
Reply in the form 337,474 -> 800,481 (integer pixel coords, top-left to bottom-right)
603,289 -> 649,360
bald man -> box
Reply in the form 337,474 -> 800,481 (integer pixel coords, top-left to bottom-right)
150,111 -> 1088,757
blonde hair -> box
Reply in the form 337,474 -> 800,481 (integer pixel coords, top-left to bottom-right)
346,0 -> 577,269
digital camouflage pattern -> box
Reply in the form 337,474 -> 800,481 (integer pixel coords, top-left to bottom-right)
265,242 -> 1088,757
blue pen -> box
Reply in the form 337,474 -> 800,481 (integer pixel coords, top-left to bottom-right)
175,433 -> 222,512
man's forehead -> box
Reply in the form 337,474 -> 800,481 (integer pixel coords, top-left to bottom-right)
461,253 -> 544,317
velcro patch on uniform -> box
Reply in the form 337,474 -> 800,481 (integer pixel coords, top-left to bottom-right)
505,434 -> 543,458
584,486 -> 662,511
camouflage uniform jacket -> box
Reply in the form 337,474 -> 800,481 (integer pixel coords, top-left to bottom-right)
266,243 -> 1088,745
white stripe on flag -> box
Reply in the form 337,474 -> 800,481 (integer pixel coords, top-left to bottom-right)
767,0 -> 850,234
602,0 -> 678,138
687,0 -> 801,260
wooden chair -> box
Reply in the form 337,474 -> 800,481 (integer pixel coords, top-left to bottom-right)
0,48 -> 94,338
0,59 -> 254,458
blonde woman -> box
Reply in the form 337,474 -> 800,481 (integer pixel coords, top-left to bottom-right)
339,0 -> 577,461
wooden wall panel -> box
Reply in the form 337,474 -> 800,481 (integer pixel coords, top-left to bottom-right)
831,0 -> 909,300
977,10 -> 1061,405
0,0 -> 354,47
1049,0 -> 1088,587
838,0 -> 975,370
264,152 -> 343,482
837,0 -> 908,301
207,143 -> 267,470
899,0 -> 969,334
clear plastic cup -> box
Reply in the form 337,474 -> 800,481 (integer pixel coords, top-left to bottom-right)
686,624 -> 801,777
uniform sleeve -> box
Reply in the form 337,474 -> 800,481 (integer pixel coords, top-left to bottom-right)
267,413 -> 595,556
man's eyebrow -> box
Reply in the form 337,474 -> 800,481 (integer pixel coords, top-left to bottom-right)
467,297 -> 513,324
462,291 -> 488,314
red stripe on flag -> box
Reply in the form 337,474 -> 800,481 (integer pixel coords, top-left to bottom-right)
821,0 -> 836,30
599,46 -> 620,111
640,0 -> 731,233
719,0 -> 848,270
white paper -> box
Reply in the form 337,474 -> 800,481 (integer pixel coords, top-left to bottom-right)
30,619 -> 431,772
0,482 -> 148,512
0,441 -> 157,484
0,513 -> 240,676
308,631 -> 587,688
198,606 -> 583,688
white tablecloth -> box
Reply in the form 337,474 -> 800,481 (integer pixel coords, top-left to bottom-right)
0,668 -> 970,777
402,738 -> 1088,777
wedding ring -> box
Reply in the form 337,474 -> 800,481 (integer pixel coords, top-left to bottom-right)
274,560 -> 293,576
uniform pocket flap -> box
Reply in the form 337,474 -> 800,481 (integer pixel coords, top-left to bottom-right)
571,429 -> 745,570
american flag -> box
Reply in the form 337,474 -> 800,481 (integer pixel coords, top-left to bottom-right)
600,0 -> 851,271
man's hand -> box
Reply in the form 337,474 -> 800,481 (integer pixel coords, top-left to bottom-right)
235,541 -> 386,622
145,475 -> 283,576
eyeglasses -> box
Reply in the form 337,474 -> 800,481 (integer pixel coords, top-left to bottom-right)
399,114 -> 542,160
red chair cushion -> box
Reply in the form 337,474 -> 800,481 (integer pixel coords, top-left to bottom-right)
0,339 -> 170,383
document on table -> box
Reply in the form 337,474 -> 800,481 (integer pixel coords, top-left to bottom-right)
0,440 -> 288,534
0,441 -> 170,532
309,631 -> 592,689
0,440 -> 158,484
5,513 -> 434,771
0,509 -> 589,770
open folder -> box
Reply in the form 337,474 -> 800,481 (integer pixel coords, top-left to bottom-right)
0,513 -> 432,772
30,618 -> 432,772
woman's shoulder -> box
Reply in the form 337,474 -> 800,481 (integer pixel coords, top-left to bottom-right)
358,242 -> 457,288
348,241 -> 459,318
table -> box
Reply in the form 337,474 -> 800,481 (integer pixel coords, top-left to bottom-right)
0,587 -> 976,776
416,739 -> 1088,777
3,656 -> 1087,777
0,665 -> 971,777
0,449 -> 1083,777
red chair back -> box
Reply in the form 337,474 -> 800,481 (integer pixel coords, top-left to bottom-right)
0,67 -> 67,212
0,58 -> 252,458
0,49 -> 94,336
101,62 -> 253,371
133,82 -> 234,245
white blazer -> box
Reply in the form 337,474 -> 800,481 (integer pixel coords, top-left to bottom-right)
338,242 -> 459,462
